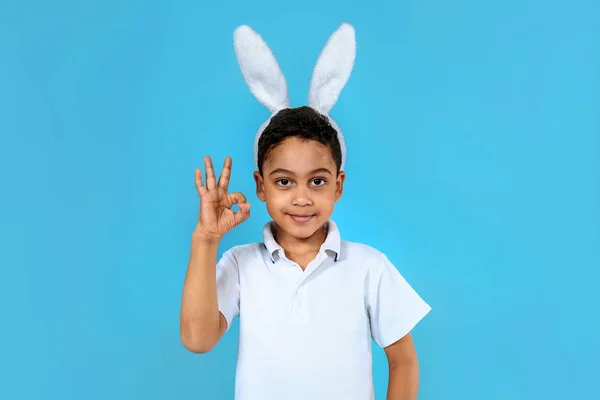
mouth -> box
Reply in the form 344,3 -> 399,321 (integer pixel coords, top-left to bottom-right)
287,214 -> 315,223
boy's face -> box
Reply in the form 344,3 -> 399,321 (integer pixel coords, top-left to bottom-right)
254,136 -> 345,240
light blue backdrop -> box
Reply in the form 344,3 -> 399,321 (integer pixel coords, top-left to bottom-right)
1,0 -> 598,399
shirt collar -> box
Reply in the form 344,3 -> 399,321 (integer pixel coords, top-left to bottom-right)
262,219 -> 342,263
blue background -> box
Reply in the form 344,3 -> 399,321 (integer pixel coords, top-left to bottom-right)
1,0 -> 598,399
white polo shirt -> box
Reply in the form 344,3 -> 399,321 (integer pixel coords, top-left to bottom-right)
216,220 -> 431,400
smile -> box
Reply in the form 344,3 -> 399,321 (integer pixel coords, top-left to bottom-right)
288,214 -> 315,223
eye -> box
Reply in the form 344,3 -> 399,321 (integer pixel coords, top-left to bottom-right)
311,178 -> 327,186
276,179 -> 292,187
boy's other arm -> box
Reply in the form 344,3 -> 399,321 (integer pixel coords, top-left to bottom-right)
366,253 -> 431,399
180,232 -> 228,353
384,333 -> 420,400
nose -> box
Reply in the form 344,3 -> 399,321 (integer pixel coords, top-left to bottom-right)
291,186 -> 313,206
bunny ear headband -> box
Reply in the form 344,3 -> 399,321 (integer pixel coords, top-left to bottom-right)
233,23 -> 356,171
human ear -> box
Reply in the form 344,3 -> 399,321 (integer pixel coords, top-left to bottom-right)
335,171 -> 346,201
253,171 -> 266,202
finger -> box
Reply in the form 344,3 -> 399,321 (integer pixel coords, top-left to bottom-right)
233,202 -> 251,225
228,192 -> 247,205
195,168 -> 208,196
217,156 -> 232,189
204,156 -> 217,190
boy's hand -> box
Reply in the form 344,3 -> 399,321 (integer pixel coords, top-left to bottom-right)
194,156 -> 250,240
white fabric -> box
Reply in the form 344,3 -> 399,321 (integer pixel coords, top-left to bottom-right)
216,220 -> 431,400
308,23 -> 356,115
233,23 -> 356,171
233,25 -> 289,113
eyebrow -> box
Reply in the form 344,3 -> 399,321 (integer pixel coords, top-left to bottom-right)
269,168 -> 333,177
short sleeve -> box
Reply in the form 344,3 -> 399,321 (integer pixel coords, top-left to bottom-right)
216,250 -> 240,332
366,253 -> 431,348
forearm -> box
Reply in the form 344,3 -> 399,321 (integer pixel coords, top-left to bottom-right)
386,360 -> 419,400
180,231 -> 221,352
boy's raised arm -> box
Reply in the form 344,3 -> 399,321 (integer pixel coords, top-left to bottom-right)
180,233 -> 226,353
179,156 -> 250,353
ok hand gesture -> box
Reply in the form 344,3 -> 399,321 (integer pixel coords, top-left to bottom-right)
194,156 -> 250,239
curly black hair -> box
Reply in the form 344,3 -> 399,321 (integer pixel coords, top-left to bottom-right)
256,106 -> 342,174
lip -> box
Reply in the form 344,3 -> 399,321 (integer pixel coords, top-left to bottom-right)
287,214 -> 315,223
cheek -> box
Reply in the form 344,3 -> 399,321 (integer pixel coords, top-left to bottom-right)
264,187 -> 288,207
314,188 -> 338,207
323,185 -> 340,198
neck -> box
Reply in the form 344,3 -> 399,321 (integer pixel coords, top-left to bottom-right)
274,223 -> 327,257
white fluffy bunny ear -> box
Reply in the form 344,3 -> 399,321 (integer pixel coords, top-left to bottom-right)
308,23 -> 356,115
234,25 -> 289,113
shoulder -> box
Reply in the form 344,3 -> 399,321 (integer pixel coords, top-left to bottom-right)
339,240 -> 388,276
340,240 -> 384,263
340,240 -> 402,277
220,242 -> 265,265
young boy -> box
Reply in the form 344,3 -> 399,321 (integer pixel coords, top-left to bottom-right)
180,106 -> 431,400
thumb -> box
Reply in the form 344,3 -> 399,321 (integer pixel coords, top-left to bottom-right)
233,202 -> 251,225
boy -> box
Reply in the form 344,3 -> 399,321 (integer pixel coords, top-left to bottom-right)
180,106 -> 431,399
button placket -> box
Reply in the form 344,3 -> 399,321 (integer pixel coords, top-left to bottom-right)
290,282 -> 309,324
288,252 -> 328,325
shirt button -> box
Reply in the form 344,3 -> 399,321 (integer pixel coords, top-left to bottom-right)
297,286 -> 303,292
